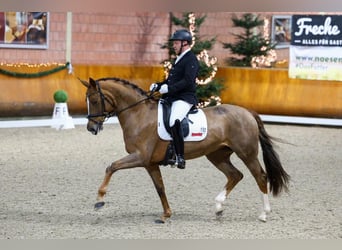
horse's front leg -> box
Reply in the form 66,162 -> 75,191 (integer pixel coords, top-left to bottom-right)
145,165 -> 172,223
94,152 -> 143,209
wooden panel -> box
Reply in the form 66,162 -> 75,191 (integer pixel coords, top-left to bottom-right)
217,67 -> 342,118
1,65 -> 342,118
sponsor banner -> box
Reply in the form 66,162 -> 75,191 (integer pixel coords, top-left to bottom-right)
289,15 -> 342,81
289,46 -> 342,80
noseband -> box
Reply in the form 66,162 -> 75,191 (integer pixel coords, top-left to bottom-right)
86,79 -> 157,124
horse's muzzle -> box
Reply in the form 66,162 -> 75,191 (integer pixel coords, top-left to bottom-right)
87,122 -> 103,135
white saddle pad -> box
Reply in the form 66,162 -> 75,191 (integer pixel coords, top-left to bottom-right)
157,100 -> 208,141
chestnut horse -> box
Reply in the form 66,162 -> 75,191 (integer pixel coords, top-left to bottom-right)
80,77 -> 290,223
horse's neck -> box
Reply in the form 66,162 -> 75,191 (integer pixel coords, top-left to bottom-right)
117,102 -> 156,153
117,100 -> 155,124
106,82 -> 141,113
107,83 -> 156,136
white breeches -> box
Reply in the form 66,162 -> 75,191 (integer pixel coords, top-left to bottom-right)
169,100 -> 193,127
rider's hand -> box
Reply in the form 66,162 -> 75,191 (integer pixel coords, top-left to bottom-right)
159,84 -> 168,94
149,83 -> 159,92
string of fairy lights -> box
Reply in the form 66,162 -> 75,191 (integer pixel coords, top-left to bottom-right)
251,17 -> 277,68
0,62 -> 65,67
0,62 -> 71,78
189,13 -> 218,86
189,12 -> 220,107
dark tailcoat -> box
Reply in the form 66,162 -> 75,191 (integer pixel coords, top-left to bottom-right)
159,50 -> 199,106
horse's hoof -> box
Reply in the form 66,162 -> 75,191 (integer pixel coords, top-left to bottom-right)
258,212 -> 267,222
154,219 -> 165,224
94,201 -> 105,210
216,210 -> 223,217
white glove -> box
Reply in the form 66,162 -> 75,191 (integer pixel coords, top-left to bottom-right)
159,84 -> 168,94
149,83 -> 158,91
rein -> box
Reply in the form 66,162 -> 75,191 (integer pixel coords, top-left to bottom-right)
115,93 -> 156,116
87,79 -> 158,122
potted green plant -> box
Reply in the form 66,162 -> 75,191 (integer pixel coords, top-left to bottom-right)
51,89 -> 74,130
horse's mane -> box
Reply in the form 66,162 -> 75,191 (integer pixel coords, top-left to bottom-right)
97,77 -> 150,98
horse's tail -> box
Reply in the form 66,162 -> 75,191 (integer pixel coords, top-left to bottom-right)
250,110 -> 290,196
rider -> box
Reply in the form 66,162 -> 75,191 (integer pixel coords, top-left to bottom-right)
150,29 -> 199,169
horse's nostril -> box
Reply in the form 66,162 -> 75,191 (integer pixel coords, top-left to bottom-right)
87,125 -> 96,133
88,128 -> 97,135
87,123 -> 101,135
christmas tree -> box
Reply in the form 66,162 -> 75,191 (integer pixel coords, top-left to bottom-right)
222,13 -> 276,67
161,12 -> 224,107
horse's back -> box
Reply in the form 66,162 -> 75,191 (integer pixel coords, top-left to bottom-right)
203,104 -> 260,149
204,103 -> 257,126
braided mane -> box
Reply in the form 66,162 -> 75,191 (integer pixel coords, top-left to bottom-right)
97,77 -> 149,97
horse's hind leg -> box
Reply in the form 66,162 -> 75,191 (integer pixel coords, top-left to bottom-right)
205,148 -> 243,217
240,157 -> 271,222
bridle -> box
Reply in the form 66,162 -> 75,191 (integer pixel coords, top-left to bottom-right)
86,79 -> 157,124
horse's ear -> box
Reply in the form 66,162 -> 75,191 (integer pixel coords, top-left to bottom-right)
89,77 -> 97,88
78,77 -> 90,88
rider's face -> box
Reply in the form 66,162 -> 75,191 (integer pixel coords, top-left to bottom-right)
173,40 -> 184,54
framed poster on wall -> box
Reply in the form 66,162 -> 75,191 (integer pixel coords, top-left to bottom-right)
271,15 -> 292,48
0,12 -> 48,49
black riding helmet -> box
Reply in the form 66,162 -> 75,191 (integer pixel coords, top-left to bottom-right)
169,29 -> 193,45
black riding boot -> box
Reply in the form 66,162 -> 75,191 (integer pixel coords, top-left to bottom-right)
170,119 -> 186,169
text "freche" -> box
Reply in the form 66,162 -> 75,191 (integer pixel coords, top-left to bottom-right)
295,17 -> 340,36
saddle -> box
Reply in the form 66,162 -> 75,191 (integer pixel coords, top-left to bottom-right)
157,99 -> 208,166
160,98 -> 196,137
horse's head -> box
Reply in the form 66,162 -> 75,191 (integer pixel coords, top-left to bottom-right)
79,77 -> 116,135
